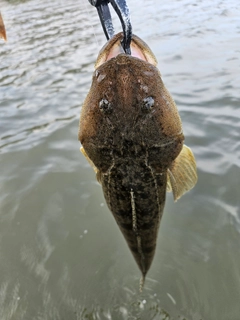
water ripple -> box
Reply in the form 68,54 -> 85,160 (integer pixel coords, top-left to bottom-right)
0,0 -> 240,319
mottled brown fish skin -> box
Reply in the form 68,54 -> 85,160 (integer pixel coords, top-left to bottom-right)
79,35 -> 184,278
100,163 -> 168,276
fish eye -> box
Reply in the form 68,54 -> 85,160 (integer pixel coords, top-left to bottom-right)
141,96 -> 154,112
99,99 -> 112,114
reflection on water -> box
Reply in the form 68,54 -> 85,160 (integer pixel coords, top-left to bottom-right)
0,0 -> 240,319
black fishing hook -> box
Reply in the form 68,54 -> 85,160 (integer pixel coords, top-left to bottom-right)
88,0 -> 132,55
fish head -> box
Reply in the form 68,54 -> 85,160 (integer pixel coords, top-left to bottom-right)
79,33 -> 184,173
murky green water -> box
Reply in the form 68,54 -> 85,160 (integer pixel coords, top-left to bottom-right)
0,0 -> 240,319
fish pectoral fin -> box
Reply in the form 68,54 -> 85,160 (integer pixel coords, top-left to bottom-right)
0,13 -> 7,41
167,144 -> 197,202
80,146 -> 102,183
166,176 -> 172,193
80,146 -> 97,171
80,147 -> 102,184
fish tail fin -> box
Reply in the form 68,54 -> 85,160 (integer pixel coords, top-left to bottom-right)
139,274 -> 146,293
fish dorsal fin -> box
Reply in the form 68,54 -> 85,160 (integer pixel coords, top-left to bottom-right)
167,144 -> 197,201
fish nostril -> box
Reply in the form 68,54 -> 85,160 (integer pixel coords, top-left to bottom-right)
99,99 -> 112,114
141,96 -> 154,112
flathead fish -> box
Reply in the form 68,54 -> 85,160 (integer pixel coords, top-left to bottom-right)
0,12 -> 7,41
79,32 -> 197,288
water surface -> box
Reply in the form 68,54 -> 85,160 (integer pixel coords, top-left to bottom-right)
0,0 -> 240,319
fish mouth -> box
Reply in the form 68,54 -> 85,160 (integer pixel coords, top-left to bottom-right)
95,32 -> 158,69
